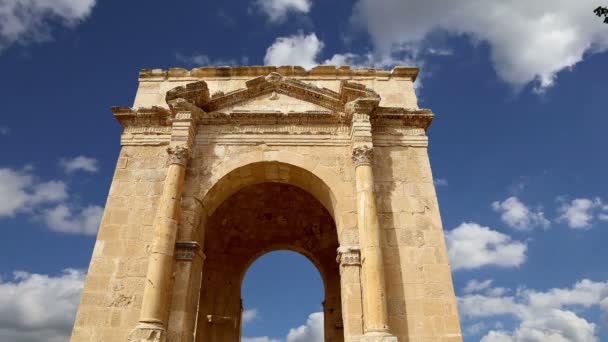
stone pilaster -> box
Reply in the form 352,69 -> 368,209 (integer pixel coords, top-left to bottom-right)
337,246 -> 364,338
167,241 -> 206,342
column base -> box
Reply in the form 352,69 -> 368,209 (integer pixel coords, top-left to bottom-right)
360,332 -> 398,342
128,322 -> 166,342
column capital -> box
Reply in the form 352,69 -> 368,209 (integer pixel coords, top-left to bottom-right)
175,241 -> 205,261
337,246 -> 361,266
352,145 -> 373,167
167,145 -> 191,166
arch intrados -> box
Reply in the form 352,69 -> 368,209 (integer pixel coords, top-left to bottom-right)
239,247 -> 328,294
201,161 -> 337,219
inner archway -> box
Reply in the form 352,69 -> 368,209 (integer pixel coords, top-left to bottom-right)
195,182 -> 343,341
241,251 -> 324,341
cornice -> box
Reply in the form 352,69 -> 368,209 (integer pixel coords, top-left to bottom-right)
112,106 -> 172,128
139,65 -> 419,81
372,107 -> 434,130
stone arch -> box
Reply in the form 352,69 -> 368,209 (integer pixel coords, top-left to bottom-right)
195,181 -> 344,342
196,151 -> 357,241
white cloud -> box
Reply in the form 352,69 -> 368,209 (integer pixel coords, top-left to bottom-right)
0,166 -> 102,235
0,126 -> 9,135
351,0 -> 608,92
43,204 -> 103,235
59,156 -> 98,173
0,168 -> 67,217
459,278 -> 608,342
254,0 -> 311,23
492,197 -> 550,231
0,0 -> 96,52
286,312 -> 323,342
557,197 -> 604,229
242,308 -> 259,324
243,311 -> 323,342
445,222 -> 527,270
264,33 -> 323,70
464,279 -> 494,293
434,178 -> 448,187
465,322 -> 487,336
243,337 -> 281,342
0,269 -> 85,342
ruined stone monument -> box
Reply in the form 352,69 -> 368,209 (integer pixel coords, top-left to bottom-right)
70,65 -> 462,341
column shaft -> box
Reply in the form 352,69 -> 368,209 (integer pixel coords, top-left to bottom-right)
140,162 -> 186,323
355,162 -> 390,334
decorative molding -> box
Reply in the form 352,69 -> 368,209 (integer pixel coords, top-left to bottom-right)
352,146 -> 374,167
112,106 -> 172,128
337,246 -> 361,266
139,65 -> 419,81
174,241 -> 205,261
373,107 -> 434,130
167,146 -> 191,166
163,72 -> 379,122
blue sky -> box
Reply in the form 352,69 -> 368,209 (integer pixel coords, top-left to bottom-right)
0,0 -> 607,341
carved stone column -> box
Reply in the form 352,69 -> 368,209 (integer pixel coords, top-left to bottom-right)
350,97 -> 396,341
129,146 -> 191,342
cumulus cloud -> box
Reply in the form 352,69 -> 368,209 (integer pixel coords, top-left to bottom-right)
59,156 -> 98,173
0,0 -> 96,52
557,197 -> 605,229
459,279 -> 608,341
286,312 -> 323,342
464,279 -> 494,294
445,222 -> 527,270
0,166 -> 102,235
0,168 -> 68,217
43,204 -> 103,235
351,0 -> 608,91
243,311 -> 323,342
263,32 -> 417,76
242,308 -> 259,324
492,197 -> 550,231
264,32 -> 324,69
0,269 -> 85,342
243,338 -> 281,342
254,0 -> 311,23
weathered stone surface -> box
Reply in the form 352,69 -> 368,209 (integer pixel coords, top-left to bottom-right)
71,66 -> 461,342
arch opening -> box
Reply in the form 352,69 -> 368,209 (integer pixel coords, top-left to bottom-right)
241,250 -> 324,341
195,182 -> 343,342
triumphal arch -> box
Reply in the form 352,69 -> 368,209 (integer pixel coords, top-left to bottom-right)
71,65 -> 462,342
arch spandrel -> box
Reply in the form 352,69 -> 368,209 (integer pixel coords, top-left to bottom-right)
193,149 -> 357,234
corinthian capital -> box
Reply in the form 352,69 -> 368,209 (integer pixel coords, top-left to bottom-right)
352,145 -> 373,167
336,246 -> 361,266
167,145 -> 191,166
